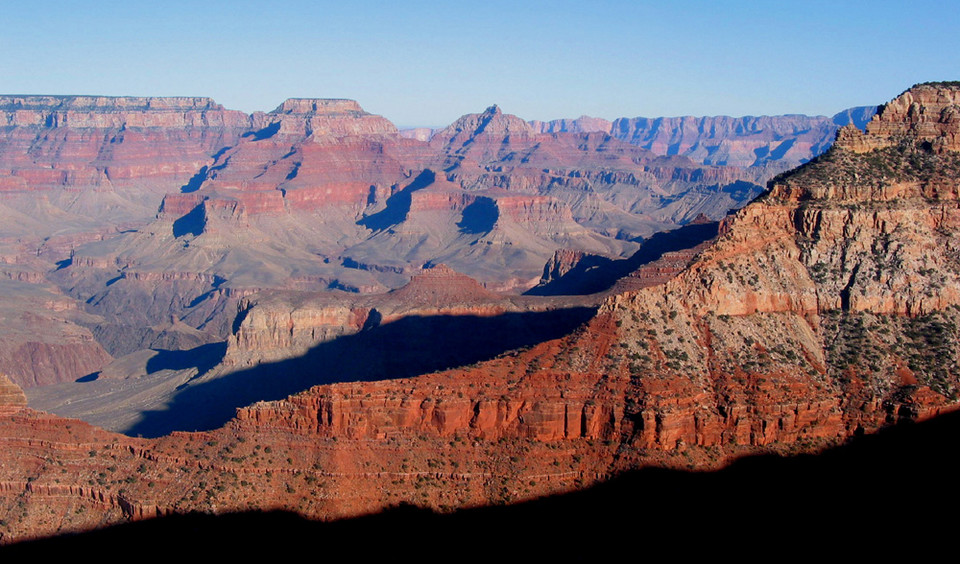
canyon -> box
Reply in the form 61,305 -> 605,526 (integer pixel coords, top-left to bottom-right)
0,93 -> 871,392
5,83 -> 956,545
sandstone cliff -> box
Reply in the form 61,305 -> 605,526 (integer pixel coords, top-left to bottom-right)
223,264 -> 593,369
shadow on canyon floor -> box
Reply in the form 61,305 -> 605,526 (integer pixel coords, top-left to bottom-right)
145,342 -> 227,381
358,169 -> 435,231
124,306 -> 596,438
9,409 -> 959,557
525,219 -> 720,296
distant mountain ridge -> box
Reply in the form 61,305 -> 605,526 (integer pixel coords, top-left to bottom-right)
406,105 -> 877,179
526,106 -> 878,173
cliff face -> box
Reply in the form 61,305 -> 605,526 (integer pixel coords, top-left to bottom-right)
0,95 -> 249,128
0,96 -> 250,201
854,83 -> 960,153
528,115 -> 613,135
223,264 -> 589,368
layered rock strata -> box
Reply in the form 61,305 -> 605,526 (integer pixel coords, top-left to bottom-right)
2,85 -> 950,544
0,374 -> 26,409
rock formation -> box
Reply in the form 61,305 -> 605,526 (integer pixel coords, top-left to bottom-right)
528,115 -> 614,135
49,98 -> 760,357
1,83 -> 956,546
0,374 -> 26,409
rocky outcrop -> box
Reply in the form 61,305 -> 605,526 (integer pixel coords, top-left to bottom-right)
159,98 -> 418,224
384,264 -> 499,306
263,98 -> 398,137
226,295 -> 370,366
0,374 -> 26,408
836,83 -> 960,154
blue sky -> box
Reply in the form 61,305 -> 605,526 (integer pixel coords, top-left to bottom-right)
2,1 -> 958,127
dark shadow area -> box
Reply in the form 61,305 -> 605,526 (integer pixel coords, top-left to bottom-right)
752,145 -> 770,161
768,138 -> 796,161
89,321 -> 224,360
720,179 -> 763,199
146,342 -> 227,384
172,204 -> 206,238
124,307 -> 595,438
186,290 -> 214,308
284,162 -> 300,181
210,146 -> 231,161
179,166 -> 208,193
10,411 -> 960,557
526,220 -> 720,296
457,197 -> 499,234
74,372 -> 99,383
357,170 -> 435,231
242,121 -> 280,141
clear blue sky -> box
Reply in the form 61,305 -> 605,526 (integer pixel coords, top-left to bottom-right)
2,0 -> 958,127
